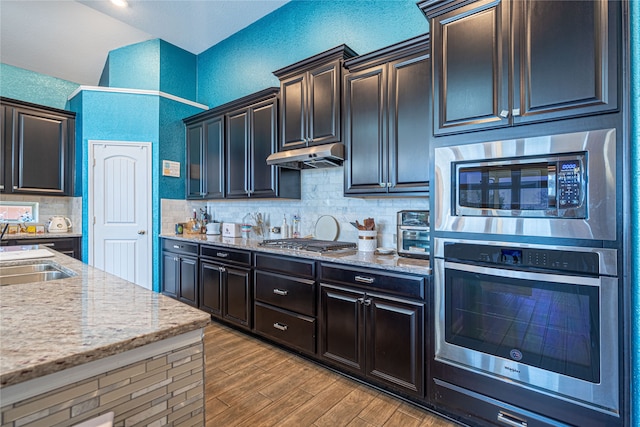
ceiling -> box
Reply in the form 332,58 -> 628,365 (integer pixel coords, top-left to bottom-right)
0,0 -> 289,86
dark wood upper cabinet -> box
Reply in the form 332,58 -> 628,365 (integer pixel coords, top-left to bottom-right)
421,0 -> 618,135
274,45 -> 357,151
186,116 -> 224,199
1,97 -> 75,196
184,88 -> 300,200
226,96 -> 278,198
344,35 -> 430,196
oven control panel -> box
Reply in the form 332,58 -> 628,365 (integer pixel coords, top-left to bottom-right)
445,243 -> 599,275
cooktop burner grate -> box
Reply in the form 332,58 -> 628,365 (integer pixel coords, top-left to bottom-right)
259,238 -> 356,252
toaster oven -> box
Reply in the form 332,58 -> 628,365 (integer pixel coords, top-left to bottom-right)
396,210 -> 430,259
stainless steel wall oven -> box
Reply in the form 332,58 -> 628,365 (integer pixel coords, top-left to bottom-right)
431,129 -> 622,426
433,238 -> 619,420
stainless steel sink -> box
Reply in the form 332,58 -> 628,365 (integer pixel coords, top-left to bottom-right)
0,262 -> 75,285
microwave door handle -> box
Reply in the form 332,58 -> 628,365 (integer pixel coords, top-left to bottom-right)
548,164 -> 557,208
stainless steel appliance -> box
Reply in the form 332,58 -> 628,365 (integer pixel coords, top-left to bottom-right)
434,128 -> 616,240
433,237 -> 620,421
396,210 -> 429,259
259,238 -> 356,252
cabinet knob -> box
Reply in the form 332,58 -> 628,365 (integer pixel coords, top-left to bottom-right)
219,267 -> 226,273
363,298 -> 372,306
379,183 -> 386,188
138,230 -> 146,235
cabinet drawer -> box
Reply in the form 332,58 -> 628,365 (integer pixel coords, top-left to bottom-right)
254,252 -> 315,278
319,263 -> 425,300
200,245 -> 250,266
254,302 -> 316,354
254,270 -> 315,316
162,239 -> 198,256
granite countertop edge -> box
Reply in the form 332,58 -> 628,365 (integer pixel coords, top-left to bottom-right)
161,233 -> 431,275
0,249 -> 210,388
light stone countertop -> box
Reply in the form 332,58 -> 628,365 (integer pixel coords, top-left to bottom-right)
1,232 -> 83,240
0,248 -> 210,388
162,233 -> 432,275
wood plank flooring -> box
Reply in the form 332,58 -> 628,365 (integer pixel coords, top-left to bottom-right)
204,321 -> 460,427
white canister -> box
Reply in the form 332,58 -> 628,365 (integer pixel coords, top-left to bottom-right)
206,222 -> 221,235
357,230 -> 377,252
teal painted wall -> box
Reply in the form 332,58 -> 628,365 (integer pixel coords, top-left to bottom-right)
102,39 -> 197,101
159,41 -> 197,101
197,0 -> 429,107
0,63 -> 79,109
630,0 -> 639,423
69,90 -> 159,269
104,40 -> 161,91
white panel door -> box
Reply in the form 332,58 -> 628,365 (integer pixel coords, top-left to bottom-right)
90,142 -> 151,289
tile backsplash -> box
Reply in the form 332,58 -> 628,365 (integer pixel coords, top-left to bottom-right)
161,167 -> 429,248
1,195 -> 82,232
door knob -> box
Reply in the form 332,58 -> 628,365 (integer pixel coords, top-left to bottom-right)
137,230 -> 146,235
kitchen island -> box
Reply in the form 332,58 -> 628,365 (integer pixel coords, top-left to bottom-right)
0,246 -> 210,426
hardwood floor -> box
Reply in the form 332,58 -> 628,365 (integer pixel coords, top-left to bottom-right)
204,322 -> 459,427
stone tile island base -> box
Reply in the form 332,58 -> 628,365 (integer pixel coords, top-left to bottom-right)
0,329 -> 205,427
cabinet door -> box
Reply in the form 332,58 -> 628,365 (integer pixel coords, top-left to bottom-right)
308,61 -> 341,146
388,53 -> 430,194
179,256 -> 198,307
512,0 -> 618,124
203,117 -> 225,199
249,99 -> 277,198
226,109 -> 249,198
161,253 -> 179,298
186,123 -> 204,198
200,261 -> 222,316
280,74 -> 307,150
223,265 -> 252,329
432,0 -> 510,135
366,294 -> 424,397
11,108 -> 72,194
344,66 -> 388,195
319,284 -> 365,372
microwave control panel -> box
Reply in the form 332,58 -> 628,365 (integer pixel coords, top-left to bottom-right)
557,159 -> 583,208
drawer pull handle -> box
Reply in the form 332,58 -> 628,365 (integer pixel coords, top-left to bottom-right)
273,322 -> 288,331
273,289 -> 288,296
217,252 -> 229,258
173,245 -> 181,249
497,411 -> 527,427
355,275 -> 374,284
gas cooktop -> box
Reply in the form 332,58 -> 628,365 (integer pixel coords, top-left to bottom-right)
259,238 -> 356,252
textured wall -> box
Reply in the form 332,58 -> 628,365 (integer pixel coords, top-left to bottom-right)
197,0 -> 429,107
104,40 -> 161,91
0,64 -> 79,109
159,40 -> 197,101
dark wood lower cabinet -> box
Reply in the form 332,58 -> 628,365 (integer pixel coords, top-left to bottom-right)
199,244 -> 252,330
6,237 -> 81,260
319,283 -> 425,397
161,239 -> 198,307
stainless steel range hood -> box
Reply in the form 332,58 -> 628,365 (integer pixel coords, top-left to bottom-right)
266,143 -> 344,169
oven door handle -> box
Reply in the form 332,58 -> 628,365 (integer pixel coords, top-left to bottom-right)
444,261 -> 601,286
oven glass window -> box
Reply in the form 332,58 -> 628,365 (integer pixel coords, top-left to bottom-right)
399,230 -> 430,253
445,269 -> 600,382
458,163 -> 550,211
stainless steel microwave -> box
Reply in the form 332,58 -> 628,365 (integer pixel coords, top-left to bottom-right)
434,128 -> 617,241
455,153 -> 586,218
